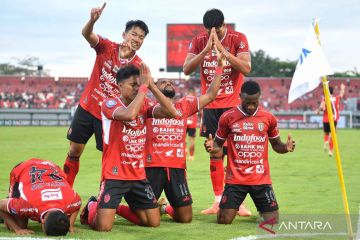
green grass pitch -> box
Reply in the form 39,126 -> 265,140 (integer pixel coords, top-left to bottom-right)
0,127 -> 359,239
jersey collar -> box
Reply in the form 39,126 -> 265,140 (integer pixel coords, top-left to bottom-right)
237,105 -> 259,117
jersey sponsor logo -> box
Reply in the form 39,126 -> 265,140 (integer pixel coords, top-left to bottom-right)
104,59 -> 112,69
177,149 -> 184,157
206,74 -> 230,81
165,149 -> 174,157
234,159 -> 263,165
153,127 -> 159,133
106,99 -> 117,108
239,41 -> 246,49
238,151 -> 263,159
225,86 -> 233,94
41,188 -> 63,201
100,67 -> 117,84
67,200 -> 82,209
152,118 -> 185,127
243,122 -> 254,130
125,145 -> 144,153
156,134 -> 182,141
122,126 -> 146,137
233,134 -> 266,144
244,166 -> 254,174
256,165 -> 265,173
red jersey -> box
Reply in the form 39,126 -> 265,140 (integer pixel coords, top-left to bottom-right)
216,106 -> 279,185
80,35 -> 142,120
101,97 -> 152,180
145,96 -> 199,169
188,28 -> 249,109
7,159 -> 81,222
187,112 -> 198,129
322,95 -> 341,122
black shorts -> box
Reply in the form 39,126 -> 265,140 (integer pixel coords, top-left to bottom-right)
186,128 -> 196,137
219,184 -> 279,213
200,108 -> 232,137
323,121 -> 337,133
97,179 -> 158,210
67,105 -> 103,151
146,167 -> 192,208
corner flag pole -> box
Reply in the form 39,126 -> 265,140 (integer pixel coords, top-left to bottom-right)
313,18 -> 354,240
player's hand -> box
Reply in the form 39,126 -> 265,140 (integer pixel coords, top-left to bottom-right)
139,62 -> 151,87
14,228 -> 34,235
286,133 -> 295,152
214,45 -> 226,68
204,28 -> 215,53
340,83 -> 345,90
90,2 -> 106,22
119,41 -> 134,59
204,134 -> 214,152
212,28 -> 225,53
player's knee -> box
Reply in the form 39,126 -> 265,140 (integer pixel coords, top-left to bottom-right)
144,219 -> 160,227
217,211 -> 233,224
69,142 -> 84,156
95,223 -> 113,232
176,215 -> 192,223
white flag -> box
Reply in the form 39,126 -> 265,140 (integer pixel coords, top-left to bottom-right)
288,25 -> 333,103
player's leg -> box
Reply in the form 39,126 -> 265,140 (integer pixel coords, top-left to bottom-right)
323,122 -> 330,153
328,121 -> 337,157
164,168 -> 193,223
187,128 -> 196,161
249,184 -> 279,224
125,180 -> 160,227
81,180 -> 125,231
64,106 -> 95,186
217,184 -> 247,224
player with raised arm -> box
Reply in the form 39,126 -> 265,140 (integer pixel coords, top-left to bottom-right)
145,41 -> 224,223
204,80 -> 295,224
79,63 -> 178,231
0,158 -> 81,236
183,8 -> 252,215
316,83 -> 345,157
63,2 -> 149,187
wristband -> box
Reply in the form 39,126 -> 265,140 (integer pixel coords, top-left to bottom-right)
139,84 -> 148,93
215,67 -> 223,75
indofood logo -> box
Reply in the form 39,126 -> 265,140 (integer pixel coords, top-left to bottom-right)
233,134 -> 266,144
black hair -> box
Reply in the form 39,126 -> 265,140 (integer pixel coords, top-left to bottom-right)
203,9 -> 224,29
241,80 -> 261,95
329,86 -> 334,94
44,211 -> 69,236
125,20 -> 149,36
116,65 -> 140,84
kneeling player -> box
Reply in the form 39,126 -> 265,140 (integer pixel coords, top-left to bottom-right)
80,63 -> 178,231
204,81 -> 295,224
0,158 -> 81,236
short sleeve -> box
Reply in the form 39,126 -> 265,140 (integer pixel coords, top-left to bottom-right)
101,98 -> 123,120
268,114 -> 280,139
235,33 -> 250,56
65,192 -> 82,215
175,96 -> 199,119
93,35 -> 113,55
215,114 -> 230,140
188,37 -> 200,55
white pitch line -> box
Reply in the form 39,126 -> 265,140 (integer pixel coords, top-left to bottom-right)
232,232 -> 347,240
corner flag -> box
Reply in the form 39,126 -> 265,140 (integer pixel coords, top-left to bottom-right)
288,25 -> 333,103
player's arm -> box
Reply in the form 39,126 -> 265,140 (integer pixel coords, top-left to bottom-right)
113,63 -> 150,121
316,100 -> 325,114
339,83 -> 345,99
204,134 -> 225,154
0,199 -> 33,235
82,3 -> 106,47
213,32 -> 251,75
183,28 -> 216,75
149,79 -> 178,119
269,133 -> 295,154
68,210 -> 79,233
198,45 -> 225,109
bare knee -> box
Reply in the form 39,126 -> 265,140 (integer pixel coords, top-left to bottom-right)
217,209 -> 236,224
173,206 -> 192,223
68,141 -> 85,157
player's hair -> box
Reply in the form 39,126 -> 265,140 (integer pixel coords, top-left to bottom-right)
241,80 -> 261,95
125,20 -> 149,36
116,65 -> 140,84
44,211 -> 69,236
203,9 -> 224,29
329,86 -> 334,94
